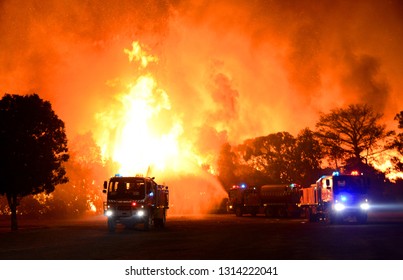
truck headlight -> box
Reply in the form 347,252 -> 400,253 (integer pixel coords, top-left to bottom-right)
334,203 -> 345,211
360,202 -> 370,210
137,210 -> 145,217
105,209 -> 113,217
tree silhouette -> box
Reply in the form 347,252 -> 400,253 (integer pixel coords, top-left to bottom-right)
294,128 -> 323,186
0,94 -> 69,230
240,132 -> 297,184
315,104 -> 390,169
390,111 -> 403,172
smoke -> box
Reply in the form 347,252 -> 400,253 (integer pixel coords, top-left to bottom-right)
2,0 -> 402,134
1,0 -> 403,212
342,52 -> 390,113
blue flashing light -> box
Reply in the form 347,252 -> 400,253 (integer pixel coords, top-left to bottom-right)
332,171 -> 340,176
340,195 -> 347,202
115,173 -> 122,177
241,184 -> 246,189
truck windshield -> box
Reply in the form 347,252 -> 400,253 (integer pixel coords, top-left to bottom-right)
108,178 -> 146,200
333,176 -> 368,195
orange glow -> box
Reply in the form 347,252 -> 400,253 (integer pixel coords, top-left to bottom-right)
371,150 -> 403,182
1,1 -> 403,214
95,42 -> 184,176
94,41 -> 228,214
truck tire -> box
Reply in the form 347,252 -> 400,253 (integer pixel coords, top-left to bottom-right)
251,207 -> 258,216
144,211 -> 154,231
305,208 -> 315,222
357,213 -> 368,224
160,210 -> 167,228
324,212 -> 334,224
277,207 -> 288,218
326,213 -> 342,225
265,207 -> 274,218
107,218 -> 116,232
235,207 -> 243,217
155,209 -> 166,228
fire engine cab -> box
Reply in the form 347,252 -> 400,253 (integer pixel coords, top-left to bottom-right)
300,171 -> 370,224
103,175 -> 169,232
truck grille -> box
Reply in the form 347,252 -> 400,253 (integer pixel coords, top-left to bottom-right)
117,206 -> 132,210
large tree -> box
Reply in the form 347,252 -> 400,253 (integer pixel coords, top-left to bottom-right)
315,104 -> 389,170
390,111 -> 403,172
0,94 -> 69,230
240,132 -> 297,184
294,128 -> 323,186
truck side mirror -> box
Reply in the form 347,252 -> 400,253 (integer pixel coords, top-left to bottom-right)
103,181 -> 107,189
103,190 -> 107,194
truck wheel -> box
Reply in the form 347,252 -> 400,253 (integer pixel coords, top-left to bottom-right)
326,213 -> 341,224
235,207 -> 243,217
265,207 -> 274,218
144,212 -> 154,231
306,208 -> 315,222
251,208 -> 258,216
277,207 -> 288,218
323,212 -> 333,224
107,218 -> 116,232
160,210 -> 166,228
357,213 -> 368,224
155,210 -> 166,228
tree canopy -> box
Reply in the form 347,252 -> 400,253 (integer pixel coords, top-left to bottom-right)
216,104 -> 402,192
0,93 -> 69,230
315,104 -> 390,169
390,111 -> 403,172
217,129 -> 323,189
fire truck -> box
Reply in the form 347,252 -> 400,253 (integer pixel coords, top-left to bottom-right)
300,171 -> 370,224
103,175 -> 169,232
227,183 -> 302,218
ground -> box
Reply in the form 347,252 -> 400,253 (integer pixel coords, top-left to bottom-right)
1,210 -> 403,260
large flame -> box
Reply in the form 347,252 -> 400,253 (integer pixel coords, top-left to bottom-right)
94,41 -> 227,214
96,42 -> 184,176
2,1 -> 403,215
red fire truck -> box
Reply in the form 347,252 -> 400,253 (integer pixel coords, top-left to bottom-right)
227,183 -> 302,218
103,175 -> 169,232
299,171 -> 370,224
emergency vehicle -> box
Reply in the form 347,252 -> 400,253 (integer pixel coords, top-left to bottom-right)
227,183 -> 301,217
103,175 -> 169,232
300,171 -> 370,224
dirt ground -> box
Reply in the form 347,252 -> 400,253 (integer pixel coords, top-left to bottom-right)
1,210 -> 403,260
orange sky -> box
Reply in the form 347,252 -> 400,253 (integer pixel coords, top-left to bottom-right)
1,0 -> 403,163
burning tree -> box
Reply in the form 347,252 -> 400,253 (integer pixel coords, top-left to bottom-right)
0,94 -> 69,230
50,132 -> 110,217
